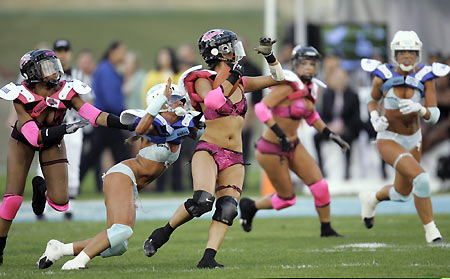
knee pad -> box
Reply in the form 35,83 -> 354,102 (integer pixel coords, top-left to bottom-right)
184,190 -> 215,217
412,172 -> 431,198
271,194 -> 296,210
308,179 -> 330,207
0,194 -> 23,221
100,240 -> 128,258
46,196 -> 69,212
106,224 -> 133,249
212,196 -> 238,225
389,186 -> 412,202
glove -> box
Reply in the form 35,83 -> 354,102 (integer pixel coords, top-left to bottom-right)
65,120 -> 89,134
192,112 -> 205,129
329,133 -> 350,153
370,111 -> 389,132
254,37 -> 276,56
398,99 -> 427,116
279,136 -> 293,153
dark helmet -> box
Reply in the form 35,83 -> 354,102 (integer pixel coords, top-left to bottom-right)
19,49 -> 64,85
198,29 -> 245,64
291,45 -> 321,82
291,45 -> 321,65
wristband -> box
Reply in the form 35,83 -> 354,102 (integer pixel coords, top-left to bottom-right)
264,52 -> 276,64
146,94 -> 168,116
321,127 -> 331,138
107,114 -> 135,131
41,125 -> 67,146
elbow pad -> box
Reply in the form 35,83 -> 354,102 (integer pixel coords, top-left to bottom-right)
424,107 -> 440,125
366,94 -> 382,104
204,87 -> 226,110
21,121 -> 41,147
305,111 -> 321,126
254,102 -> 273,123
269,62 -> 285,81
78,103 -> 102,127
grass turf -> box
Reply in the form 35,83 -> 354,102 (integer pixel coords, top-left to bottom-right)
1,214 -> 449,278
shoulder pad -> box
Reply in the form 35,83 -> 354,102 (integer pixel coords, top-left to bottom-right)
360,58 -> 381,72
178,65 -> 203,95
120,109 -> 147,125
283,69 -> 304,89
0,82 -> 20,101
155,115 -> 174,134
72,79 -> 92,95
432,62 -> 450,77
312,77 -> 327,88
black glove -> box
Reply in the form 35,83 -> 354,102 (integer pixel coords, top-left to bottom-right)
65,120 -> 89,134
279,135 -> 293,153
254,37 -> 277,56
192,112 -> 205,129
322,127 -> 350,153
270,123 -> 293,153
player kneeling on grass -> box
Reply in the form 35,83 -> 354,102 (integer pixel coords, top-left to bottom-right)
37,80 -> 204,270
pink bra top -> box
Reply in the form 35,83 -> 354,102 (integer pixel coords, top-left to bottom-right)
204,90 -> 247,120
271,81 -> 316,120
184,70 -> 247,120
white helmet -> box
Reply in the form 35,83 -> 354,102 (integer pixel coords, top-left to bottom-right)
390,30 -> 422,71
146,83 -> 190,116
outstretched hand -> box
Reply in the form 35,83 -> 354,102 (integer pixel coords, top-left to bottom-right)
65,120 -> 89,134
329,133 -> 350,153
254,37 -> 276,56
164,77 -> 172,101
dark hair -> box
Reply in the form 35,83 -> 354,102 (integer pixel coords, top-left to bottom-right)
101,41 -> 122,61
155,47 -> 179,73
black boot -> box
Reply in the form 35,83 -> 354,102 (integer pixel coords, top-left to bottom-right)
32,176 -> 47,216
320,222 -> 343,237
197,248 -> 224,269
143,223 -> 174,257
239,198 -> 257,232
0,236 -> 7,265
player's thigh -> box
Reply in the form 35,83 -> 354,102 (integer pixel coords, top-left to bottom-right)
216,164 -> 245,199
377,139 -> 423,179
256,151 -> 293,197
103,172 -> 136,228
191,151 -> 218,193
5,138 -> 35,195
288,142 -> 323,186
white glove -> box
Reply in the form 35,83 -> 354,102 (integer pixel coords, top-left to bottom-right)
398,99 -> 427,116
370,111 -> 389,133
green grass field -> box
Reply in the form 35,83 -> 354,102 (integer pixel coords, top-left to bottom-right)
1,214 -> 449,278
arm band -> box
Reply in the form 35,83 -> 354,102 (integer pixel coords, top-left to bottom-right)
264,52 -> 276,64
204,87 -> 226,110
254,102 -> 273,123
321,127 -> 331,138
269,123 -> 286,139
305,111 -> 320,126
146,94 -> 168,116
78,103 -> 102,127
41,125 -> 67,146
21,121 -> 41,147
107,114 -> 135,131
268,62 -> 285,81
366,94 -> 382,104
424,107 -> 440,125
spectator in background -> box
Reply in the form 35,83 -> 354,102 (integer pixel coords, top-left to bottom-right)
177,43 -> 198,72
79,41 -> 131,192
142,47 -> 183,192
75,49 -> 96,86
141,47 -> 181,103
421,52 -> 450,153
123,51 -> 146,110
314,67 -> 362,179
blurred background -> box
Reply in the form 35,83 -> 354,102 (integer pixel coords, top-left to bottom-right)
0,0 -> 449,203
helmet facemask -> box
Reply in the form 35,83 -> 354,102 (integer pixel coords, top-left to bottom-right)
291,45 -> 321,83
20,50 -> 64,87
